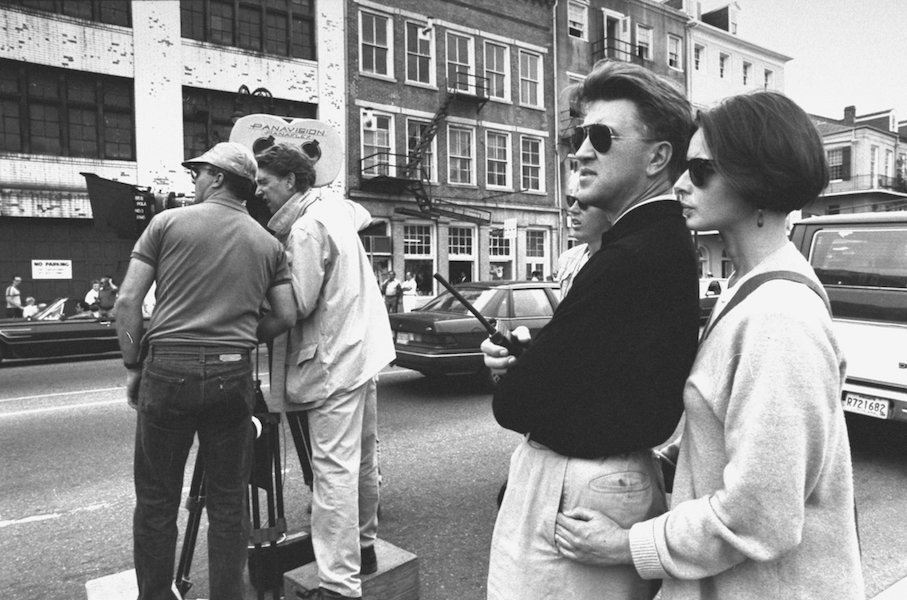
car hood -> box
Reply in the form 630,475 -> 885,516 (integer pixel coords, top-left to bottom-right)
389,311 -> 491,335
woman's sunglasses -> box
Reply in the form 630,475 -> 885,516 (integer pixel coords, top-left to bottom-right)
687,158 -> 716,187
570,124 -> 655,154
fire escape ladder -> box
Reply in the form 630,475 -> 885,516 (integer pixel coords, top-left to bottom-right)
404,91 -> 454,178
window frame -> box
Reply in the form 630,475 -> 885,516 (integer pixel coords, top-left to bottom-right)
484,41 -> 511,103
693,44 -> 705,72
827,147 -> 844,181
635,24 -> 653,61
520,135 -> 544,193
5,0 -> 132,26
447,124 -> 476,186
485,130 -> 512,190
518,49 -> 543,108
667,34 -> 683,71
361,110 -> 395,178
718,52 -> 729,79
764,68 -> 774,89
446,31 -> 475,93
567,1 -> 588,40
406,117 -> 437,183
742,61 -> 752,86
359,9 -> 394,79
404,20 -> 435,87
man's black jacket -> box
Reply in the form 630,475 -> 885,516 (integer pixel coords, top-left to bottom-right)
493,200 -> 700,459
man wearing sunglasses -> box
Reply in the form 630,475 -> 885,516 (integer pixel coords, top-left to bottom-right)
483,60 -> 700,600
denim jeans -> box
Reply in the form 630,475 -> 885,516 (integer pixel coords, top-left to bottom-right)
133,345 -> 255,600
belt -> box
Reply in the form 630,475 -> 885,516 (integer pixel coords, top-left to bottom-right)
149,344 -> 251,363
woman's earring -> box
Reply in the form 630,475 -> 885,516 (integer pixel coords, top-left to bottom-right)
756,209 -> 764,228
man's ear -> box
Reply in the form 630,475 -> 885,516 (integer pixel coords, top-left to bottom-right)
646,141 -> 673,177
286,172 -> 296,190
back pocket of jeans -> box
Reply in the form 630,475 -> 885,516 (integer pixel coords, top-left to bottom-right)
138,368 -> 187,420
577,471 -> 653,528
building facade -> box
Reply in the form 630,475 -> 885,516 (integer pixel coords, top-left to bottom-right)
346,0 -> 558,296
0,0 -> 343,299
804,106 -> 907,217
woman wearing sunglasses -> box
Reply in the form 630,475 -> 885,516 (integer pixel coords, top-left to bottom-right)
555,170 -> 611,299
555,91 -> 864,600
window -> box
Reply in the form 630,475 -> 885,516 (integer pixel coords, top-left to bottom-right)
489,230 -> 512,280
181,0 -> 314,60
827,148 -> 844,180
635,25 -> 652,61
4,0 -> 131,26
404,224 -> 432,255
182,86 -> 315,159
361,111 -> 393,176
0,59 -> 134,159
513,288 -> 555,317
763,68 -> 774,89
525,229 -> 547,279
484,42 -> 509,101
667,35 -> 682,70
519,50 -> 542,107
407,118 -> 436,181
448,126 -> 474,185
486,131 -> 510,188
719,53 -> 729,79
885,149 -> 893,178
742,61 -> 752,85
446,32 -> 474,92
811,228 -> 907,291
827,204 -> 840,215
693,44 -> 705,71
361,11 -> 391,77
405,21 -> 433,85
568,1 -> 587,39
521,136 -> 543,192
870,145 -> 879,183
449,226 -> 474,255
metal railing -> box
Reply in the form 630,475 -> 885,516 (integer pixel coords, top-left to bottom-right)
825,174 -> 907,195
590,38 -> 649,65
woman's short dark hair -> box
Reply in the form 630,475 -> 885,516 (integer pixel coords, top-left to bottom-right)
697,91 -> 829,213
255,142 -> 317,191
570,60 -> 695,182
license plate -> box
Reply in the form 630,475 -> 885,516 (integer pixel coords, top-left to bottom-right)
396,332 -> 413,344
843,393 -> 890,419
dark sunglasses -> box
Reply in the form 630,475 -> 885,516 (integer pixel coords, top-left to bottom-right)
687,158 -> 716,187
570,123 -> 655,154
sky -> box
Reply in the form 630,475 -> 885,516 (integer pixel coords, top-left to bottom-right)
727,0 -> 907,121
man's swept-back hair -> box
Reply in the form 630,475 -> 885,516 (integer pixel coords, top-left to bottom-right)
570,60 -> 694,182
697,91 -> 828,213
255,142 -> 317,191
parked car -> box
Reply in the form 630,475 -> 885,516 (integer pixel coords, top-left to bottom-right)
388,280 -> 560,385
790,212 -> 907,424
0,297 -> 128,363
698,277 -> 728,323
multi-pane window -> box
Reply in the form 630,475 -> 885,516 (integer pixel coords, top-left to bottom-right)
404,224 -> 432,255
407,119 -> 435,181
694,44 -> 705,71
362,112 -> 393,176
182,86 -> 316,160
449,227 -> 474,256
405,22 -> 432,85
486,131 -> 510,188
519,50 -> 542,107
636,25 -> 652,60
0,59 -> 134,159
764,69 -> 774,89
4,0 -> 131,26
668,35 -> 682,69
361,11 -> 391,76
526,230 -> 546,257
521,136 -> 543,192
742,61 -> 752,85
827,148 -> 844,180
181,0 -> 315,60
719,53 -> 729,78
489,232 -> 510,256
484,42 -> 509,101
447,32 -> 473,92
568,1 -> 587,39
448,126 -> 474,184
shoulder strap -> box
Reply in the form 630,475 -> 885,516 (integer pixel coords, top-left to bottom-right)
700,270 -> 830,346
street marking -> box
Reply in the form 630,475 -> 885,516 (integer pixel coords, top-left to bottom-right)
0,502 -> 111,529
0,387 -> 124,404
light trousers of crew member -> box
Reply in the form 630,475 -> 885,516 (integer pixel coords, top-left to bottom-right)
307,377 -> 379,599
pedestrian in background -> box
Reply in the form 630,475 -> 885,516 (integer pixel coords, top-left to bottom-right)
21,296 -> 38,318
482,60 -> 699,600
97,276 -> 118,318
381,271 -> 402,313
555,169 -> 611,299
554,91 -> 864,600
115,141 -> 295,600
84,279 -> 101,306
5,275 -> 22,318
256,142 -> 395,600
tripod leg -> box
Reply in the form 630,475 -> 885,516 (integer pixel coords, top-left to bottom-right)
286,411 -> 314,489
175,452 -> 205,597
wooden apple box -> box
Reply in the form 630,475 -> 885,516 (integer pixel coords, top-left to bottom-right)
284,538 -> 418,600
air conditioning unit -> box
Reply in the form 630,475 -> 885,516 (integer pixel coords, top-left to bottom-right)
362,109 -> 378,131
418,18 -> 434,41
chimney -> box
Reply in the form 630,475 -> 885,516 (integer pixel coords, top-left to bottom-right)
843,106 -> 856,126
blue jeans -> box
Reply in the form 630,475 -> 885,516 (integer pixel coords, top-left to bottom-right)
133,345 -> 255,600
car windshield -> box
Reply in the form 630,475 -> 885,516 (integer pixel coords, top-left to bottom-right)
419,287 -> 500,315
31,298 -> 67,321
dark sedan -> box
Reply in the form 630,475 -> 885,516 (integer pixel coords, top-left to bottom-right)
388,281 -> 560,385
0,298 -> 124,363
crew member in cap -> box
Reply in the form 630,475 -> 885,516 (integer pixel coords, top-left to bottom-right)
116,141 -> 296,600
255,141 -> 394,600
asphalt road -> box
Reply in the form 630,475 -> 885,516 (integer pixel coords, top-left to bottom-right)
1,356 -> 905,599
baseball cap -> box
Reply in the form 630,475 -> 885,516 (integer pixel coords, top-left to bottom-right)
182,142 -> 257,183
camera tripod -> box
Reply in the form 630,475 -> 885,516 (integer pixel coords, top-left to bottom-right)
174,383 -> 314,599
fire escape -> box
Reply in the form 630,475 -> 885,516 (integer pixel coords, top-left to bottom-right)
358,72 -> 492,225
